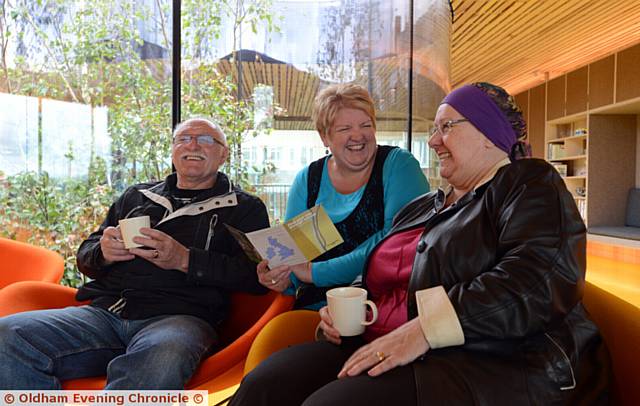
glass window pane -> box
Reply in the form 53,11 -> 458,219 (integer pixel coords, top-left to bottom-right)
0,0 -> 172,286
412,0 -> 451,190
0,93 -> 39,174
181,0 -> 450,222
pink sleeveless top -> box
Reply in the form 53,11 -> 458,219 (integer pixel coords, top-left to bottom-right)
364,227 -> 423,342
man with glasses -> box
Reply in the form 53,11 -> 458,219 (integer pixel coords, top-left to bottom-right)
0,118 -> 270,389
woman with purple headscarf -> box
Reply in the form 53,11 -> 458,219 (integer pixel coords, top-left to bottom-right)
230,83 -> 610,406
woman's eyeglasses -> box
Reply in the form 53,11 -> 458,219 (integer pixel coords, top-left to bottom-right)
173,134 -> 226,147
429,119 -> 469,138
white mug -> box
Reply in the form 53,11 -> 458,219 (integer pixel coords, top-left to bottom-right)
326,287 -> 378,336
118,216 -> 150,249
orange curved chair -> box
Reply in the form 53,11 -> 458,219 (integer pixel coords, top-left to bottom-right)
244,310 -> 320,375
0,280 -> 294,389
583,282 -> 640,406
239,284 -> 640,405
0,237 -> 64,288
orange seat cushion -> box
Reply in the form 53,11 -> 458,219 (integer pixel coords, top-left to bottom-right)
0,281 -> 293,389
0,238 -> 64,287
583,282 -> 640,406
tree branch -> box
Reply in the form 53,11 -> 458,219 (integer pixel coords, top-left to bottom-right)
154,0 -> 170,50
19,4 -> 79,102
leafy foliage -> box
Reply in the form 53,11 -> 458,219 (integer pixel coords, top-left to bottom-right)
0,171 -> 114,286
0,0 -> 279,287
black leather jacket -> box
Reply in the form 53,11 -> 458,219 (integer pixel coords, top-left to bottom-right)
76,172 -> 269,327
363,159 -> 609,404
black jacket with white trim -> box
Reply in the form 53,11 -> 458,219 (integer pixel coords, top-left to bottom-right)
76,172 -> 269,327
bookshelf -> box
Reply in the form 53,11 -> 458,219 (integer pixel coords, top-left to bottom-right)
546,114 -> 588,220
544,110 -> 638,228
518,42 -> 640,236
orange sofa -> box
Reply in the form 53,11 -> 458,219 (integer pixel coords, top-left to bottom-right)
243,282 -> 640,405
244,309 -> 320,375
583,282 -> 640,406
0,237 -> 64,288
0,280 -> 294,389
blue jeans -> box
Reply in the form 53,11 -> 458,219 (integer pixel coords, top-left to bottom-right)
0,305 -> 217,389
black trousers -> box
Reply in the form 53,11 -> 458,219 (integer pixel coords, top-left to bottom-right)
229,338 -> 610,406
229,337 -> 417,406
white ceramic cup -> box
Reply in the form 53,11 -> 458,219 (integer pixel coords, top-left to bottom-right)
118,216 -> 150,249
326,287 -> 378,336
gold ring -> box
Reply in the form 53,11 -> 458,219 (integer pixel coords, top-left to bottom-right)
375,351 -> 386,362
153,250 -> 159,258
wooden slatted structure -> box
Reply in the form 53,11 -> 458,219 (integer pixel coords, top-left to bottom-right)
215,56 -> 442,132
451,0 -> 640,94
209,1 -> 640,131
216,60 -> 321,130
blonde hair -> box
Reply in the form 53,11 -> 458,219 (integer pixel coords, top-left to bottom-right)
312,83 -> 376,136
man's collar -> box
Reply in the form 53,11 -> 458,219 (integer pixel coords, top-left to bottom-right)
165,172 -> 232,197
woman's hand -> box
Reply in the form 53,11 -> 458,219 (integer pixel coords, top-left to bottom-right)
289,262 -> 312,283
256,260 -> 292,292
338,318 -> 430,378
130,228 -> 190,272
317,305 -> 342,345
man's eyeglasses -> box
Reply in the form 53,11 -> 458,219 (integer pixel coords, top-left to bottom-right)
429,119 -> 469,138
173,134 -> 226,147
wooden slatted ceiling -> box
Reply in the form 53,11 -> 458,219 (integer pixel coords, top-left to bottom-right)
216,60 -> 319,130
212,1 -> 640,130
215,58 -> 433,131
451,0 -> 640,94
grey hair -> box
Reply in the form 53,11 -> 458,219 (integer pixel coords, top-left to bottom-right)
172,118 -> 226,143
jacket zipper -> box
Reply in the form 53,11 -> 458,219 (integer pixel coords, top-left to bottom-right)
123,205 -> 145,219
107,288 -> 133,315
544,333 -> 576,390
108,297 -> 126,314
204,214 -> 218,251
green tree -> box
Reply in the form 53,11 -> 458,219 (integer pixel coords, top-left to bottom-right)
0,0 -> 280,286
182,0 -> 280,188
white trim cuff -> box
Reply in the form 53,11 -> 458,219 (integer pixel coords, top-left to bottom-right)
416,286 -> 465,349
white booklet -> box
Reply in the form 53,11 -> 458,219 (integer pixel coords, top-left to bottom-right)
225,205 -> 343,267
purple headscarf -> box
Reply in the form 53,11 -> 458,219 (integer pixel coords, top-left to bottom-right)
441,84 -> 518,156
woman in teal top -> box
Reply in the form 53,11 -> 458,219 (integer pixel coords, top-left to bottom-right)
257,83 -> 429,308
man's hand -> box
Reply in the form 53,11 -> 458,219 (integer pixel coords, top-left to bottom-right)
256,260 -> 292,292
129,228 -> 190,272
100,226 -> 135,265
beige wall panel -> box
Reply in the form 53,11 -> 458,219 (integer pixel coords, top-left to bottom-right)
566,66 -> 588,115
589,55 -> 615,109
514,91 -> 529,124
528,84 -> 546,159
547,76 -> 566,120
616,43 -> 640,102
588,114 -> 637,227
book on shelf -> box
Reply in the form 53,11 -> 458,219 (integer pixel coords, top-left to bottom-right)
574,128 -> 588,136
552,163 -> 568,177
548,144 -> 565,160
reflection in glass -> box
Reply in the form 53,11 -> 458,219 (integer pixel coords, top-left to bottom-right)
0,94 -> 39,175
0,0 -> 451,281
182,0 -> 451,210
413,0 -> 451,189
0,0 -> 172,286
